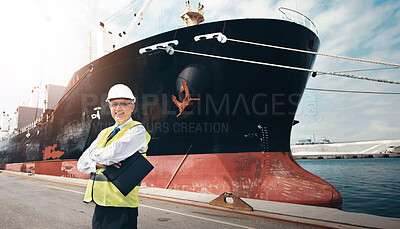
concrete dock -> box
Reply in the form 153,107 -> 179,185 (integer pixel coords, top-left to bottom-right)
291,139 -> 400,159
1,170 -> 399,229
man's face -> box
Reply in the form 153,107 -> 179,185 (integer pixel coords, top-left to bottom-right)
109,99 -> 135,125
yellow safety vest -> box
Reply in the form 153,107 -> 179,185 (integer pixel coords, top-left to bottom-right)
83,121 -> 151,208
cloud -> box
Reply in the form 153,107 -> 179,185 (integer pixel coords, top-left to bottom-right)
292,0 -> 400,143
350,119 -> 400,140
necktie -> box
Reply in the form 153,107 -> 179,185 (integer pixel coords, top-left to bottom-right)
106,126 -> 120,143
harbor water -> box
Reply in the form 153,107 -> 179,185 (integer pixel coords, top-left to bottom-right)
297,157 -> 400,218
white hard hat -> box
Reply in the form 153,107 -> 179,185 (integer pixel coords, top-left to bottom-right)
106,84 -> 136,103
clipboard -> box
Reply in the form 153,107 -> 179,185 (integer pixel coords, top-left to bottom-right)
103,152 -> 154,196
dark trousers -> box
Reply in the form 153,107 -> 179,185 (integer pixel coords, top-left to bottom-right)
92,205 -> 138,229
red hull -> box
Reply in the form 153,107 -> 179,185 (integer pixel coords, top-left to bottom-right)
3,159 -> 89,179
143,152 -> 342,208
3,152 -> 342,208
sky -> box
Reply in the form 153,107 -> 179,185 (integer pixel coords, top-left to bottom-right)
0,0 -> 399,143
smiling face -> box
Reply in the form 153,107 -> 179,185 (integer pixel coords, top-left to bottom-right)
109,98 -> 135,125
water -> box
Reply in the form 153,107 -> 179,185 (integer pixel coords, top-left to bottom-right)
296,157 -> 400,218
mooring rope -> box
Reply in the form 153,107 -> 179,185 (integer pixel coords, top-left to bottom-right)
157,47 -> 400,85
226,37 -> 400,67
306,87 -> 400,95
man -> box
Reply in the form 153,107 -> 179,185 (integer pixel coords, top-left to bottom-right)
78,84 -> 151,229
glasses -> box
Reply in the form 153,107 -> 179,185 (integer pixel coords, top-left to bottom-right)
109,102 -> 133,108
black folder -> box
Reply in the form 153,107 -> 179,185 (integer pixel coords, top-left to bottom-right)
103,152 -> 154,196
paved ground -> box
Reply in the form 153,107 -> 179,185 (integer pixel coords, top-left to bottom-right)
0,172 -> 311,229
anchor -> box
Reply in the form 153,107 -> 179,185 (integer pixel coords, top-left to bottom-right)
172,80 -> 200,118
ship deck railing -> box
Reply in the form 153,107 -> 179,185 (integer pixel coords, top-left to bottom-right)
279,7 -> 318,35
8,119 -> 39,138
21,119 -> 39,134
6,111 -> 51,139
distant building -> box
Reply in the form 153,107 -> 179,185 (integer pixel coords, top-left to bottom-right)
0,111 -> 10,139
296,139 -> 313,145
1,111 -> 10,130
386,146 -> 400,153
317,137 -> 331,144
3,84 -> 65,137
296,137 -> 332,145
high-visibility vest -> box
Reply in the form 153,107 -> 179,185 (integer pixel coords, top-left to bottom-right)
83,121 -> 151,208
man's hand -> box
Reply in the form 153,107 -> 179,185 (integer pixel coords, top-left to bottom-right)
96,163 -> 107,169
112,162 -> 122,169
96,162 -> 121,169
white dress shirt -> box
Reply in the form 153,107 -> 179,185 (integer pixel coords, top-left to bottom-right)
77,118 -> 148,174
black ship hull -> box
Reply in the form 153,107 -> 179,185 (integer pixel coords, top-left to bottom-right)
1,19 -> 318,162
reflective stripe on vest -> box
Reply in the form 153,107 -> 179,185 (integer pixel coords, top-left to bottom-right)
83,121 -> 151,208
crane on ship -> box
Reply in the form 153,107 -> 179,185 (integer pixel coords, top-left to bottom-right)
97,0 -> 205,58
97,0 -> 153,58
